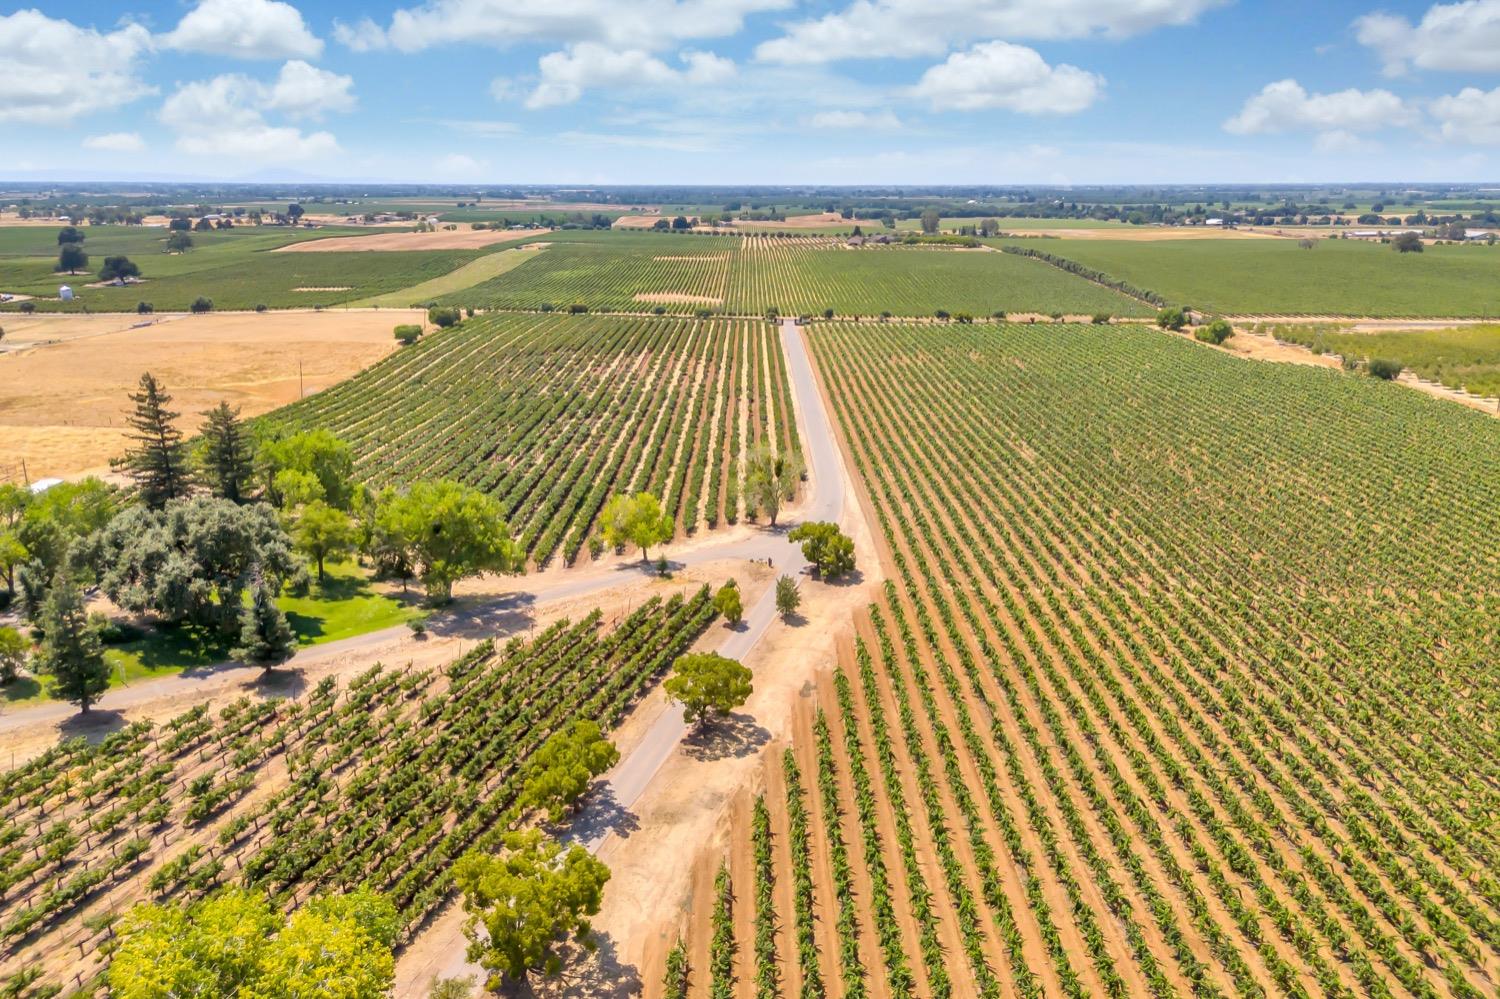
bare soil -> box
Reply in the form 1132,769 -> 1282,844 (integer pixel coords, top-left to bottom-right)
273,228 -> 549,253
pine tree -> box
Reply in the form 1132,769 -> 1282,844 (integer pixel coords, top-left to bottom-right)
37,573 -> 110,713
231,578 -> 296,673
198,402 -> 254,503
124,373 -> 189,509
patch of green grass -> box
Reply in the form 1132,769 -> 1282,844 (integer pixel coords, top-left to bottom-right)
1020,237 -> 1500,317
349,245 -> 547,307
7,562 -> 419,704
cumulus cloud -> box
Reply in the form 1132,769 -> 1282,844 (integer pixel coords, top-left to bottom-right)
1430,86 -> 1500,144
159,62 -> 351,163
807,109 -> 902,129
910,41 -> 1102,114
160,0 -> 322,60
83,132 -> 146,152
757,0 -> 1225,64
337,0 -> 789,53
1223,79 -> 1414,137
527,44 -> 736,107
1355,1 -> 1500,76
0,11 -> 154,123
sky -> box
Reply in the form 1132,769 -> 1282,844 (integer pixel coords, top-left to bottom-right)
6,0 -> 1500,185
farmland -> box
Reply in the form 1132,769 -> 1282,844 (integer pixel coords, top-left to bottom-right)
1021,237 -> 1500,317
0,590 -> 716,996
1251,322 -> 1500,400
662,321 -> 1500,998
261,313 -> 800,566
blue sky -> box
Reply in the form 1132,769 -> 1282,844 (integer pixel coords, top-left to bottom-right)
6,0 -> 1500,184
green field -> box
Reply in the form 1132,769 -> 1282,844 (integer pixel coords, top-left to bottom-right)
347,244 -> 546,307
1254,321 -> 1500,398
1025,237 -> 1500,316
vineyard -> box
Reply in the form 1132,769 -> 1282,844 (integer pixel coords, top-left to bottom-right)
261,313 -> 800,566
661,322 -> 1500,998
0,588 -> 717,996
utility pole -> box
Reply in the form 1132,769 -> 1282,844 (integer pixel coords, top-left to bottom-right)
299,359 -> 305,399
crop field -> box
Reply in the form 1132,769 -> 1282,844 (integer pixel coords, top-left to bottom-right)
0,591 -> 716,996
1252,322 -> 1500,400
261,313 -> 800,566
1025,237 -> 1500,317
663,322 -> 1500,998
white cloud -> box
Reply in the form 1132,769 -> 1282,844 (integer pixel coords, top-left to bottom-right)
340,0 -> 789,53
0,11 -> 154,124
158,63 -> 351,163
807,109 -> 902,129
910,41 -> 1102,114
757,0 -> 1225,64
1223,79 -> 1414,137
1431,86 -> 1500,144
1355,1 -> 1500,76
489,77 -> 517,102
527,44 -> 737,107
437,119 -> 520,136
161,0 -> 322,60
434,153 -> 488,178
1314,129 -> 1380,154
83,132 -> 146,152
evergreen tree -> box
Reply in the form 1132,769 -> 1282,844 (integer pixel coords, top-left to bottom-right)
37,573 -> 109,712
231,578 -> 297,673
123,373 -> 189,509
197,402 -> 254,503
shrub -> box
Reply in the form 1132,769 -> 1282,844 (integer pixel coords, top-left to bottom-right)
1393,232 -> 1424,253
19,301 -> 35,314
428,306 -> 461,328
1091,313 -> 1111,325
190,297 -> 213,314
394,324 -> 422,345
653,306 -> 667,315
567,304 -> 588,314
1156,307 -> 1186,331
1195,318 -> 1233,345
539,302 -> 555,312
136,301 -> 153,315
254,303 -> 268,313
1367,357 -> 1404,380
822,308 -> 834,319
934,309 -> 950,320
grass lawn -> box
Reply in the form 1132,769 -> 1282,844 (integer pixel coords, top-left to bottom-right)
1020,237 -> 1500,317
5,561 -> 420,705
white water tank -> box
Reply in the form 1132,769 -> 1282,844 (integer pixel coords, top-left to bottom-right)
58,285 -> 74,301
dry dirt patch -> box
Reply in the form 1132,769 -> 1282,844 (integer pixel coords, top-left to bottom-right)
293,285 -> 352,292
274,227 -> 549,253
0,309 -> 420,480
634,292 -> 722,306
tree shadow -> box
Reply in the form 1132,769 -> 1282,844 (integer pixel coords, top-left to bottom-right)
2,676 -> 42,703
251,665 -> 308,701
427,592 -> 538,641
825,568 -> 866,588
777,611 -> 808,627
681,711 -> 770,762
516,933 -> 640,999
57,708 -> 127,745
563,783 -> 640,845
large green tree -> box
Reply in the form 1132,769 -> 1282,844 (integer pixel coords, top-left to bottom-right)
109,887 -> 397,999
36,573 -> 110,712
787,521 -> 856,579
517,720 -> 620,823
291,500 -> 354,581
259,430 -> 355,510
664,652 -> 753,727
123,373 -> 190,509
58,243 -> 88,274
0,626 -> 28,684
373,480 -> 522,603
712,579 -> 743,626
599,492 -> 674,562
197,402 -> 255,503
742,445 -> 804,527
453,831 -> 611,991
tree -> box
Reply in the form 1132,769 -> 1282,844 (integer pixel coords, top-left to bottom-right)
453,831 -> 611,992
742,445 -> 804,527
919,209 -> 941,234
168,216 -> 191,232
287,203 -> 305,224
428,306 -> 461,328
1195,318 -> 1233,345
775,575 -> 800,619
599,492 -> 673,562
197,402 -> 255,503
672,215 -> 691,230
1367,357 -> 1404,380
56,225 -> 84,245
665,652 -> 753,726
1156,307 -> 1186,331
36,573 -> 109,712
123,373 -> 190,509
712,580 -> 743,626
517,720 -> 620,822
232,578 -> 297,672
374,480 -> 522,603
259,430 -> 355,510
191,296 -> 214,314
394,323 -> 422,345
0,626 -> 28,684
1393,231 -> 1424,253
98,255 -> 141,281
110,887 -> 396,999
787,521 -> 856,579
58,243 -> 89,274
86,498 -> 299,634
292,501 -> 354,581
1298,238 -> 1316,250
166,231 -> 194,253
